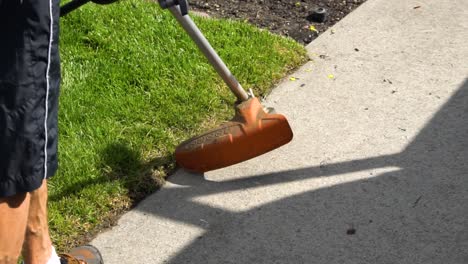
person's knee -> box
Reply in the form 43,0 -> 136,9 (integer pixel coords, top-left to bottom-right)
25,181 -> 49,237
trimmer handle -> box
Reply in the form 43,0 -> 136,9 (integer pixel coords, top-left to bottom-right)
159,0 -> 189,16
163,2 -> 250,101
60,0 -> 118,17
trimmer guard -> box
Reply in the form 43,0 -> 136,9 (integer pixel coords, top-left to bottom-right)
175,97 -> 293,173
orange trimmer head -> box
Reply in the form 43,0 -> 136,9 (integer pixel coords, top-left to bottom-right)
160,2 -> 294,172
175,97 -> 293,173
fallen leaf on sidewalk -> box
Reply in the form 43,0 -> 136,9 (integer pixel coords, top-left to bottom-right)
289,77 -> 297,81
327,74 -> 335,79
413,5 -> 421,9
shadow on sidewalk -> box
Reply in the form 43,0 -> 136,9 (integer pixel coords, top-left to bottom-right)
133,80 -> 468,263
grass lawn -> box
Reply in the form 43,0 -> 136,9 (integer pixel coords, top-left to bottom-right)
50,0 -> 306,249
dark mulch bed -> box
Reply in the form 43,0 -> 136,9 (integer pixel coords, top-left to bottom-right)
191,0 -> 366,45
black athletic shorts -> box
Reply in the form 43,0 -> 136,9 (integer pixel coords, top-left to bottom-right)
0,0 -> 61,197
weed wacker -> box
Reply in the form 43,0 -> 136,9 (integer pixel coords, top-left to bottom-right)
160,0 -> 293,173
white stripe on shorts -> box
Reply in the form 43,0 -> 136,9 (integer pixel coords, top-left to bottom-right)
44,0 -> 54,179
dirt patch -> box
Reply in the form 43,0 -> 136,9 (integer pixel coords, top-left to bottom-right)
191,0 -> 366,45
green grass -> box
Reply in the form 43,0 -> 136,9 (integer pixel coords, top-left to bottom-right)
50,0 -> 306,249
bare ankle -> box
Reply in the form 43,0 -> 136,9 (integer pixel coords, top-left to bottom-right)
22,231 -> 52,264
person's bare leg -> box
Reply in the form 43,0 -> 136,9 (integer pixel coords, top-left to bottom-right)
22,180 -> 52,264
0,192 -> 30,264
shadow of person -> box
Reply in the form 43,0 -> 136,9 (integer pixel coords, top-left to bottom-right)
49,141 -> 174,203
127,80 -> 468,264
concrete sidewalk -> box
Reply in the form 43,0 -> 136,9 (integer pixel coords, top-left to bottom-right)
92,0 -> 468,263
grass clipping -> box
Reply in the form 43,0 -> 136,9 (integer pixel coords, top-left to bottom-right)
51,0 -> 307,250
